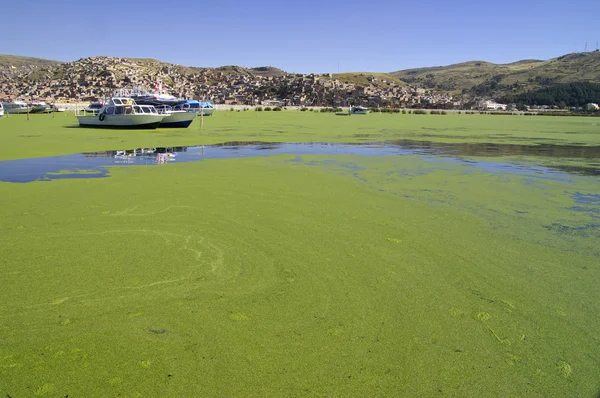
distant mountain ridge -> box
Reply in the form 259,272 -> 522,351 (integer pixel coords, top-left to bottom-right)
391,51 -> 600,98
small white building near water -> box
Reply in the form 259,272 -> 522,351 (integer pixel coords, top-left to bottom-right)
584,103 -> 599,111
477,100 -> 507,111
261,99 -> 282,107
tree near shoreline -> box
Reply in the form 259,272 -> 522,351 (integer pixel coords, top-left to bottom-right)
498,82 -> 600,107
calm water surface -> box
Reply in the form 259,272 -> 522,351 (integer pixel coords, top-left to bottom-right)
1,141 -> 599,183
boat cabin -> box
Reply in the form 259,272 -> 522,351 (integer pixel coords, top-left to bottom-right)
102,98 -> 159,115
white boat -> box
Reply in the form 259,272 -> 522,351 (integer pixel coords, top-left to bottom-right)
0,102 -> 4,118
85,102 -> 104,114
30,101 -> 51,113
121,82 -> 215,117
349,106 -> 370,115
76,98 -> 164,129
4,101 -> 30,114
188,101 -> 215,116
154,104 -> 196,128
115,87 -> 196,128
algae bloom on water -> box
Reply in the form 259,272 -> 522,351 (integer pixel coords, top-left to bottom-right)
0,113 -> 599,397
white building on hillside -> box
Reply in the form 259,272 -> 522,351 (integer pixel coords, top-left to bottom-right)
477,99 -> 507,110
584,103 -> 599,111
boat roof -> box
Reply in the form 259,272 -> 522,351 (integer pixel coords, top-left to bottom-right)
114,87 -> 178,101
110,98 -> 138,105
185,100 -> 214,107
132,97 -> 186,107
113,86 -> 213,107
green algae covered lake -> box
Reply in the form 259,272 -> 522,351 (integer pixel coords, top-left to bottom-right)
1,112 -> 599,396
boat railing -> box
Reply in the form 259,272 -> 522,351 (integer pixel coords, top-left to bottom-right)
154,104 -> 173,115
75,102 -> 158,117
75,105 -> 96,117
75,104 -> 104,117
173,103 -> 191,112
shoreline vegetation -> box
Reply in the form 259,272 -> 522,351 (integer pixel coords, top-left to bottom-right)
14,102 -> 600,116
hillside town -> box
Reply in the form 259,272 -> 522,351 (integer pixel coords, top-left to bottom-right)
0,56 -> 459,108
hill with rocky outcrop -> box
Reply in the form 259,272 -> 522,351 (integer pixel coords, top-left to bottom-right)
4,51 -> 597,106
0,56 -> 435,107
0,56 -> 263,101
250,66 -> 287,78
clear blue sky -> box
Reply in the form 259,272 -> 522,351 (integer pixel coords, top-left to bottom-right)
2,0 -> 599,73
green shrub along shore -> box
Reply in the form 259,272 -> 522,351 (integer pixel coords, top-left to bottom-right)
0,111 -> 599,396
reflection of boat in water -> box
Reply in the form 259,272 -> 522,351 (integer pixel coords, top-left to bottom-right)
113,150 -> 176,165
84,147 -> 185,164
349,106 -> 370,115
76,98 -> 164,129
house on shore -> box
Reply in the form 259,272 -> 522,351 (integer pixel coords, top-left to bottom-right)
584,103 -> 599,111
477,99 -> 507,111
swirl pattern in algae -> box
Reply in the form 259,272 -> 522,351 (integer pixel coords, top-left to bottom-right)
1,153 -> 599,396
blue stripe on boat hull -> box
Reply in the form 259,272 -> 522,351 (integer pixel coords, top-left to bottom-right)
79,122 -> 162,129
159,120 -> 194,128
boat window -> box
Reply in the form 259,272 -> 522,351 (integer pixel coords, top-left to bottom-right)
113,99 -> 122,105
105,107 -> 115,115
115,106 -> 124,115
134,106 -> 142,113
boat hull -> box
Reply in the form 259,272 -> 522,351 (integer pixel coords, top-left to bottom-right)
77,114 -> 164,129
199,107 -> 214,116
5,107 -> 30,114
159,111 -> 195,128
30,105 -> 50,113
189,107 -> 215,116
349,107 -> 370,115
